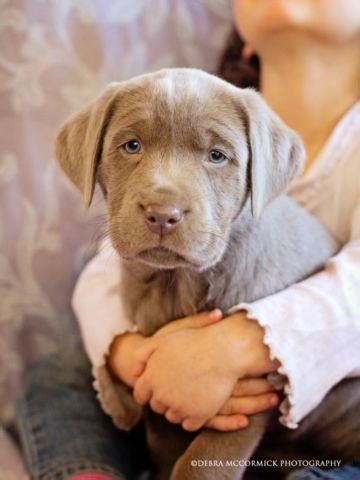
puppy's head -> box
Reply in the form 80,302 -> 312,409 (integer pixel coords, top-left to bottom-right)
56,68 -> 304,271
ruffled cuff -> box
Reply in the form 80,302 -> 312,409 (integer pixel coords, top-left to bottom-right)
228,302 -> 300,429
229,296 -> 360,430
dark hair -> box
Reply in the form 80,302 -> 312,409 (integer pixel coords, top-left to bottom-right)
217,29 -> 260,90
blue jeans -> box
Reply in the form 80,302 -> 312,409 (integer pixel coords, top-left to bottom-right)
16,346 -> 150,480
286,465 -> 360,480
16,346 -> 359,480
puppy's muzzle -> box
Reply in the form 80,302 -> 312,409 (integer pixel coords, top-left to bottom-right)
143,203 -> 184,235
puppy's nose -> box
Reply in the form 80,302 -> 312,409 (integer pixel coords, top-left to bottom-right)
145,204 -> 184,235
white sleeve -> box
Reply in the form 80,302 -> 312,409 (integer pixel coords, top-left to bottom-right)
230,202 -> 360,429
72,237 -> 142,430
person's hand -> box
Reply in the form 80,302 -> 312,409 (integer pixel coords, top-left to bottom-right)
107,332 -> 147,387
107,309 -> 223,387
133,312 -> 280,431
159,314 -> 280,432
133,322 -> 240,431
204,377 -> 279,431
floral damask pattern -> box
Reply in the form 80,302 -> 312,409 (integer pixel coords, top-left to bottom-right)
0,0 -> 232,475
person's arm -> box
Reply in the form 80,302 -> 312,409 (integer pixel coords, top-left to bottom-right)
72,238 -> 140,366
72,237 -> 144,429
229,201 -> 360,428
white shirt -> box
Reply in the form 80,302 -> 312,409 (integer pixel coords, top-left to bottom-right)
72,101 -> 360,429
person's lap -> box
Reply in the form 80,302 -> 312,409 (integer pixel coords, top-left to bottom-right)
15,346 -> 359,480
286,464 -> 360,480
16,346 -> 150,480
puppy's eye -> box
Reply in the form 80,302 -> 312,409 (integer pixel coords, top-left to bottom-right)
123,140 -> 141,154
209,150 -> 227,164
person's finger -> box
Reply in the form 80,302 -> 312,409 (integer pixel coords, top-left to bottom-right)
182,418 -> 206,432
205,414 -> 249,431
150,398 -> 167,415
165,409 -> 184,424
183,309 -> 223,328
242,44 -> 255,60
232,378 -> 275,397
133,376 -> 153,405
220,393 -> 279,416
132,338 -> 160,377
155,309 -> 223,337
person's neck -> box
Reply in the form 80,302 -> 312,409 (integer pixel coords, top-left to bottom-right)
260,36 -> 360,171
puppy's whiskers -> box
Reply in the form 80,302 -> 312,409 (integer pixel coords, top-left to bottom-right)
197,229 -> 227,246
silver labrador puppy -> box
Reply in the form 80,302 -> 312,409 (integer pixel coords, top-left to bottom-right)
56,69 -> 359,480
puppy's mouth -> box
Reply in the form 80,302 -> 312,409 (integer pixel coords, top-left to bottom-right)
137,246 -> 194,269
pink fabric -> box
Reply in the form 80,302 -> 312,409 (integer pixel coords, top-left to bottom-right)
69,474 -> 120,480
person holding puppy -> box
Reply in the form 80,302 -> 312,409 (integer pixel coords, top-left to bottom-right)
17,1 -> 360,479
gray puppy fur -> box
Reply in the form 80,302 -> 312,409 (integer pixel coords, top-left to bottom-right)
56,69 -> 359,479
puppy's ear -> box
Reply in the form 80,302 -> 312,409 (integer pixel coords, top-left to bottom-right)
55,83 -> 120,206
241,89 -> 305,219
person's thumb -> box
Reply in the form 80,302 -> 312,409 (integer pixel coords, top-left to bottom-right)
132,337 -> 159,377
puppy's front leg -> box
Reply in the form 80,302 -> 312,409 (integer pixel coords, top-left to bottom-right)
170,412 -> 269,480
145,410 -> 195,480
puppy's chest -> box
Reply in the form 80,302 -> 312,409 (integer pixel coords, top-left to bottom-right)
120,265 -> 245,337
120,270 -> 204,336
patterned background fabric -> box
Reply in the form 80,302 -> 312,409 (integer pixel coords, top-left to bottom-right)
0,0 -> 233,476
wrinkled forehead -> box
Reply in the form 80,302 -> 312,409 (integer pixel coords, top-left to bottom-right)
109,70 -> 245,149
